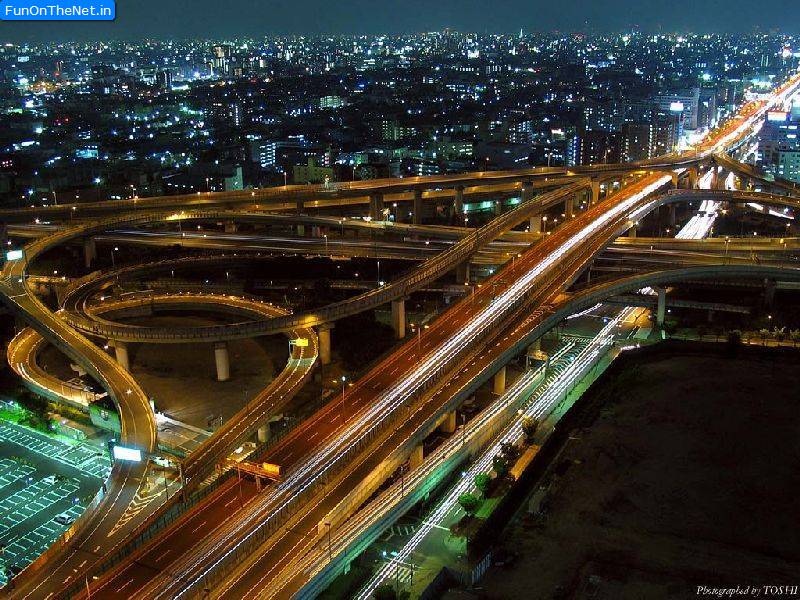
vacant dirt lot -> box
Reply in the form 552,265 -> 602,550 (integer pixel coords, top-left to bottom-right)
478,344 -> 800,600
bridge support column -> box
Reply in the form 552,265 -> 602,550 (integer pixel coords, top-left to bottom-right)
688,167 -> 698,190
83,238 -> 97,269
671,172 -> 679,188
566,196 -> 575,219
456,262 -> 470,285
591,179 -> 601,204
529,214 -> 543,234
628,224 -> 637,238
369,192 -> 384,221
529,337 -> 541,353
440,411 -> 457,434
493,199 -> 502,217
224,221 -> 238,233
296,223 -> 306,236
656,287 -> 666,327
391,298 -> 406,339
413,189 -> 423,225
668,204 -> 677,228
257,424 -> 270,444
764,279 -> 776,308
521,182 -> 535,204
453,185 -> 465,219
113,341 -> 130,371
296,199 -> 304,214
409,444 -> 424,470
318,324 -> 333,365
215,342 -> 230,382
493,366 -> 507,395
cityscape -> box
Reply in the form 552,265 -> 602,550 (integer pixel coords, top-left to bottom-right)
1,2 -> 800,599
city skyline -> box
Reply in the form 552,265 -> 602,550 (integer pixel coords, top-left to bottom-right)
4,0 -> 800,43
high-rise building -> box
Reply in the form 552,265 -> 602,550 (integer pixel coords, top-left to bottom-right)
758,107 -> 800,183
577,130 -> 621,165
653,87 -> 700,130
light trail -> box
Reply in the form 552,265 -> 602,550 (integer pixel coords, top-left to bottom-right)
353,311 -> 628,600
144,175 -> 671,600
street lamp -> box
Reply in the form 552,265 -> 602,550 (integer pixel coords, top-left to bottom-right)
111,246 -> 119,267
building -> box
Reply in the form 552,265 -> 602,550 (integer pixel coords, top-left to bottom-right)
758,107 -> 800,183
577,131 -> 621,165
653,87 -> 700,130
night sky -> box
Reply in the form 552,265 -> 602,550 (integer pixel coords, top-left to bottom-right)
4,0 -> 800,42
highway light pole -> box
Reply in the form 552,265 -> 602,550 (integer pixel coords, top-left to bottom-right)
340,376 -> 347,416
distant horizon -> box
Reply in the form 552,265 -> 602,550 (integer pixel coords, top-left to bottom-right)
3,0 -> 800,44
5,28 -> 800,48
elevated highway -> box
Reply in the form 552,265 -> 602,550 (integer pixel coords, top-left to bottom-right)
83,173 -> 675,599
8,70 -> 800,598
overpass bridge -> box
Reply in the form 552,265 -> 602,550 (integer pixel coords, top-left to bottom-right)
6,70 -> 800,599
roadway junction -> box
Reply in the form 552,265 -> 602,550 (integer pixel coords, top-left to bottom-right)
0,71 -> 798,599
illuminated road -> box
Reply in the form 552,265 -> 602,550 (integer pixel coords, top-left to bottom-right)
3,70 -> 798,599
83,173 -> 671,600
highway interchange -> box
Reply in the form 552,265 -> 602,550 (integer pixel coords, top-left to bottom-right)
0,71 -> 799,599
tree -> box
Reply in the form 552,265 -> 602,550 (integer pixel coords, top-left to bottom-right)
790,329 -> 800,347
16,390 -> 50,432
458,492 -> 482,516
474,473 -> 491,498
374,584 -> 408,600
521,416 -> 540,443
500,441 -> 518,462
493,454 -> 509,478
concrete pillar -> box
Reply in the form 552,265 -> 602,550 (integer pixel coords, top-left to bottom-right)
412,189 -> 423,225
530,337 -> 541,353
409,444 -> 424,470
656,287 -> 666,327
628,225 -> 637,238
529,214 -> 543,234
456,262 -> 470,285
296,199 -> 304,214
83,238 -> 97,269
257,424 -> 270,444
369,192 -> 384,221
711,166 -> 719,191
591,179 -> 601,205
671,172 -> 679,188
493,366 -> 507,395
565,196 -> 574,219
454,185 -> 465,217
440,411 -> 457,434
493,199 -> 502,217
318,324 -> 333,365
688,167 -> 698,190
215,342 -> 230,382
764,279 -> 776,308
391,298 -> 406,339
296,224 -> 306,237
114,341 -> 130,371
668,204 -> 677,227
223,221 -> 237,233
521,183 -> 534,204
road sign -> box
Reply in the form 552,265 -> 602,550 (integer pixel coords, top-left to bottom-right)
5,249 -> 24,261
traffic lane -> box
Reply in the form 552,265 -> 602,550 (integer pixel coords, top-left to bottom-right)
90,177 -> 654,597
261,176 -> 653,470
216,182 -> 656,597
219,259 -> 579,599
85,476 -> 261,599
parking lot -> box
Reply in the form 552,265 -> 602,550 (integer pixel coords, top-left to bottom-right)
0,421 -> 110,585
